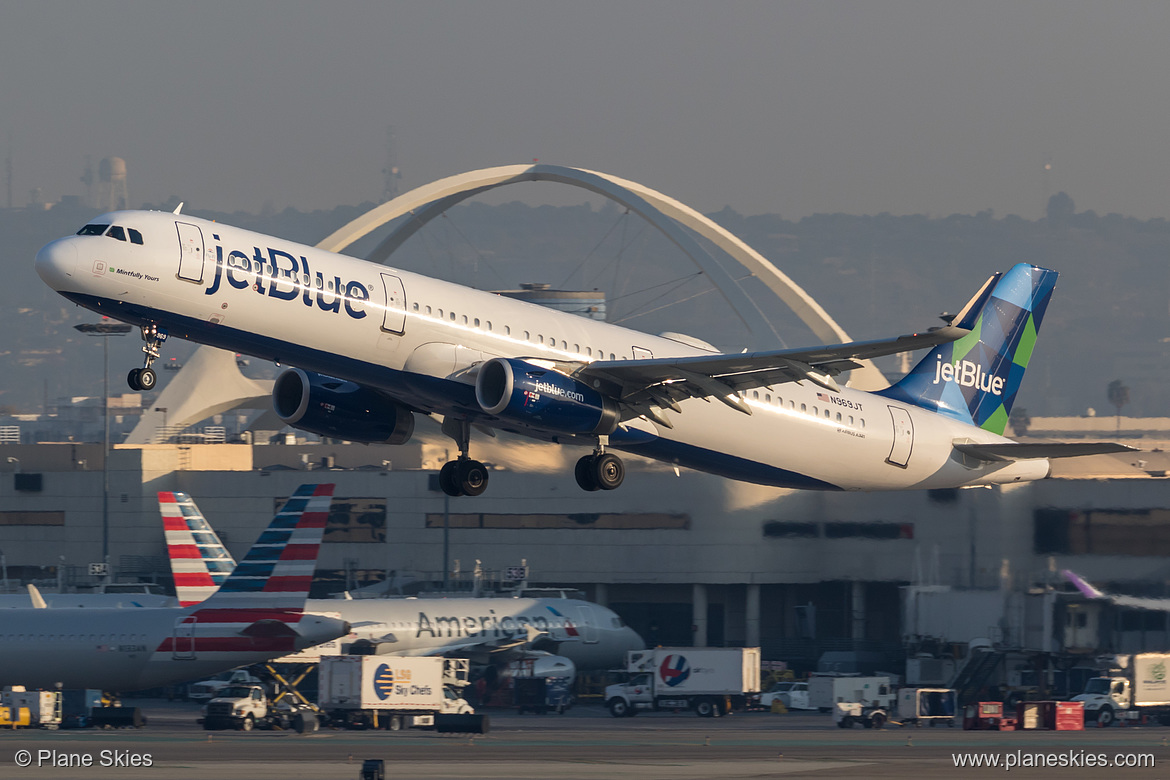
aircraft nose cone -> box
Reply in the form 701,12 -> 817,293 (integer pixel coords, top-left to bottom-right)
298,615 -> 350,648
35,238 -> 78,287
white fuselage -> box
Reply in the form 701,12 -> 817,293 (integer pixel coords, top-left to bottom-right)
0,606 -> 345,691
36,210 -> 1048,490
308,597 -> 643,671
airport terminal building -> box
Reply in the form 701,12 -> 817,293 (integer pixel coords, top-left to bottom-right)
2,434 -> 1168,674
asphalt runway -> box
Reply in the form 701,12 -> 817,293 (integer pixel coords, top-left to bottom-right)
0,701 -> 1167,779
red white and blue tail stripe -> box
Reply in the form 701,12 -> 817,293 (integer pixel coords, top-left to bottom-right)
191,484 -> 332,612
158,491 -> 236,607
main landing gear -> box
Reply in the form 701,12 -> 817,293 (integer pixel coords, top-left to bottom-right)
574,438 -> 625,492
127,324 -> 167,392
438,418 -> 489,497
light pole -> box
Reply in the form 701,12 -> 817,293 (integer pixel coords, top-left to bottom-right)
73,321 -> 131,568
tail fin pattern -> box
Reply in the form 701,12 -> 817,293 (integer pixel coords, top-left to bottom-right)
880,263 -> 1057,434
197,484 -> 333,612
159,491 -> 236,607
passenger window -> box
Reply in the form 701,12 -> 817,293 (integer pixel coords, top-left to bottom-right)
609,353 -> 616,360
586,347 -> 592,357
412,303 -> 419,311
450,312 -> 456,321
462,315 -> 468,324
524,331 -> 530,340
538,335 -> 544,344
106,225 -> 127,241
752,391 -> 759,400
836,412 -> 842,421
824,409 -> 830,419
800,403 -> 807,413
77,224 -> 109,236
573,344 -> 579,353
128,228 -> 144,245
860,419 -> 866,428
474,318 -> 480,327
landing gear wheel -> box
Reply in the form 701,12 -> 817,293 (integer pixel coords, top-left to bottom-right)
593,453 -> 625,490
575,456 -> 600,491
136,367 -> 157,391
456,460 -> 489,496
127,368 -> 142,391
439,461 -> 463,497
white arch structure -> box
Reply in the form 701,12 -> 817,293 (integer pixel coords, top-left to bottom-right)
320,163 -> 885,389
128,163 -> 886,443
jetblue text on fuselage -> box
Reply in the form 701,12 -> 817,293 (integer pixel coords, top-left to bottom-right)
204,244 -> 368,319
932,354 -> 1005,395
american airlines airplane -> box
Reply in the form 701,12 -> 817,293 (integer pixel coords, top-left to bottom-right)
0,484 -> 348,691
34,209 -> 1128,496
160,491 -> 644,673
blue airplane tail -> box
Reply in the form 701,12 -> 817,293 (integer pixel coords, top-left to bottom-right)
879,263 -> 1058,435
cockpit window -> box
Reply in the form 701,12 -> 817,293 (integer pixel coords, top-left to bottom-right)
128,228 -> 144,245
106,226 -> 127,241
77,224 -> 109,236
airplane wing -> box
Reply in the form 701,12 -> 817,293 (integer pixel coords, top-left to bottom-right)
1063,570 -> 1170,612
953,442 -> 1138,462
568,271 -> 998,427
574,325 -> 969,425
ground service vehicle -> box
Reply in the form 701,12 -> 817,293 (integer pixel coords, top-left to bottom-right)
760,681 -> 811,710
809,675 -> 894,713
896,687 -> 957,726
318,656 -> 485,733
200,684 -> 316,732
605,647 -> 761,718
0,690 -> 61,729
188,670 -> 264,702
1072,653 -> 1170,726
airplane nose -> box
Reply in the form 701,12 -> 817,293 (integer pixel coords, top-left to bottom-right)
35,238 -> 78,287
298,615 -> 350,648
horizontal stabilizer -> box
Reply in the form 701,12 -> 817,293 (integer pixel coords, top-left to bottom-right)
952,441 -> 1137,463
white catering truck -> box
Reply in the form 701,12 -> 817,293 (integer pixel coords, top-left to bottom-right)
605,648 -> 761,718
318,656 -> 485,732
1072,653 -> 1170,726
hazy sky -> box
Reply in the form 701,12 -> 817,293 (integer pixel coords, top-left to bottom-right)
5,1 -> 1170,219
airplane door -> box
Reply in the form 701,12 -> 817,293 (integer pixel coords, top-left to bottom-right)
380,273 -> 407,334
172,616 -> 197,660
576,606 -> 600,644
886,405 -> 914,468
175,222 -> 205,283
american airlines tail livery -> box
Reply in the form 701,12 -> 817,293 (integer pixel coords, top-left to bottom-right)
35,209 -> 1129,496
0,484 -> 348,691
159,491 -> 644,672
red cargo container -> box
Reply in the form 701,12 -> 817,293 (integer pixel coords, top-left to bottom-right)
963,702 -> 1003,730
1055,701 -> 1084,731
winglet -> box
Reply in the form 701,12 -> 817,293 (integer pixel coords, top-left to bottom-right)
27,584 -> 47,609
198,484 -> 334,612
1062,569 -> 1106,600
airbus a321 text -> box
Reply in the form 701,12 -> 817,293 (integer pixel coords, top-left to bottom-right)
35,208 -> 1131,496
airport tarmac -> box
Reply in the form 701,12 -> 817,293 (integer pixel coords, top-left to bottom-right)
0,701 -> 1167,779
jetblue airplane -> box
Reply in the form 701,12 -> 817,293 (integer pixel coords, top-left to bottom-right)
0,485 -> 348,691
160,490 -> 643,673
35,209 -> 1128,496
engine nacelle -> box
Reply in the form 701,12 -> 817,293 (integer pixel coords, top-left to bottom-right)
475,358 -> 618,436
272,368 -> 414,445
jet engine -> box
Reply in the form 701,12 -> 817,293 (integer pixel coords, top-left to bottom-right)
475,358 -> 618,435
273,368 -> 414,444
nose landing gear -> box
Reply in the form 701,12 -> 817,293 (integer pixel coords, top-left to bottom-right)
127,324 -> 167,392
